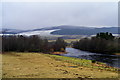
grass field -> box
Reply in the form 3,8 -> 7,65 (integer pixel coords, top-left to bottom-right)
0,54 -> 2,79
49,39 -> 80,43
2,52 -> 119,78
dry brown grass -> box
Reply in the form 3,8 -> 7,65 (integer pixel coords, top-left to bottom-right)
114,53 -> 120,55
2,52 -> 118,78
48,39 -> 80,43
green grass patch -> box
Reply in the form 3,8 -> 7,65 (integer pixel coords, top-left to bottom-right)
45,54 -> 118,72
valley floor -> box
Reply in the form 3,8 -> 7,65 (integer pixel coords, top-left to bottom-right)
2,52 -> 118,78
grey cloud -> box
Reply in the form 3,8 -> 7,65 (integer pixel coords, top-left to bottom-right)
2,2 -> 118,30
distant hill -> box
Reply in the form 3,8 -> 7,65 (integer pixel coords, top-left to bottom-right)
50,25 -> 119,35
1,25 -> 119,36
0,28 -> 23,34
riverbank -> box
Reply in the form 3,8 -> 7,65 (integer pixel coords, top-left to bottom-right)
114,53 -> 120,55
72,47 -> 120,55
51,51 -> 67,55
2,52 -> 118,78
47,54 -> 118,72
65,47 -> 120,68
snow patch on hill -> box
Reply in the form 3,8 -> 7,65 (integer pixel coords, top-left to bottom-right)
17,29 -> 60,36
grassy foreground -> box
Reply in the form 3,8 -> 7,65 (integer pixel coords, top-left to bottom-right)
2,52 -> 119,78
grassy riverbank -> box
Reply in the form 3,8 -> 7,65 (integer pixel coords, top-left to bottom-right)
46,54 -> 118,72
114,53 -> 120,55
2,52 -> 119,78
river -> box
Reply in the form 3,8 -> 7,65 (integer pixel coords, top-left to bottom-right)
60,48 -> 120,68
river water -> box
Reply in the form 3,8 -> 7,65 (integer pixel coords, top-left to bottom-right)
60,48 -> 120,68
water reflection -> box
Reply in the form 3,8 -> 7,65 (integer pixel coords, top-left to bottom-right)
61,48 -> 120,68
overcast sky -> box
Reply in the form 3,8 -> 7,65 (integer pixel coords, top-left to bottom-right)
2,2 -> 118,30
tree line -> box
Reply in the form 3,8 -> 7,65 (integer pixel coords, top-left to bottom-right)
73,32 -> 120,54
2,35 -> 66,53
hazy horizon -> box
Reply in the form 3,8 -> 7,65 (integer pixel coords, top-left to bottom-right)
2,2 -> 118,30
